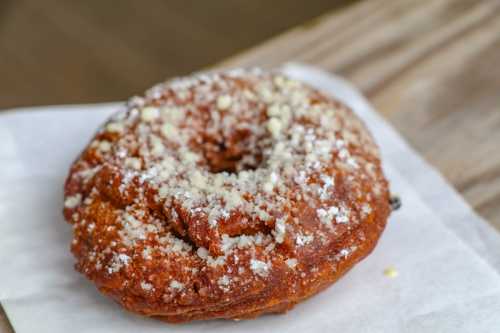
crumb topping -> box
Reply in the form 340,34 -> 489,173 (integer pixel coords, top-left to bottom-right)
64,68 -> 388,304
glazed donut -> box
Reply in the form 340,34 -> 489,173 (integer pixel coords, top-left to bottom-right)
63,68 -> 391,323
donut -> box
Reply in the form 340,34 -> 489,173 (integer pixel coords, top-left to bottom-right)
63,68 -> 391,323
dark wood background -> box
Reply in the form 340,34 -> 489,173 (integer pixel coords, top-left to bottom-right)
0,0 -> 352,109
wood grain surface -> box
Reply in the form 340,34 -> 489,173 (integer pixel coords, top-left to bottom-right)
218,0 -> 500,231
2,0 -> 500,330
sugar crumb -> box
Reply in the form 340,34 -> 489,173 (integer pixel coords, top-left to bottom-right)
169,280 -> 184,290
383,267 -> 399,278
64,194 -> 82,209
250,259 -> 270,277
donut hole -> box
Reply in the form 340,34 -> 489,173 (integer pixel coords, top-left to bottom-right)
201,129 -> 265,174
203,142 -> 262,174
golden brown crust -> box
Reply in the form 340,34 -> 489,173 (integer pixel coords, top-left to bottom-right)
63,68 -> 390,323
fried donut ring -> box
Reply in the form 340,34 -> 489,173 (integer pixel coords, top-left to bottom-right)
63,68 -> 390,323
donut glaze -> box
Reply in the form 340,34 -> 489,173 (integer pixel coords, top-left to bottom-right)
63,68 -> 390,322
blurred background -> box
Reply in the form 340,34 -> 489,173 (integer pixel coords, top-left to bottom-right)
1,0 -> 498,230
0,0 -> 355,109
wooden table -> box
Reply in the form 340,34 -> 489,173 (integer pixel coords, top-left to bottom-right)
217,0 -> 500,231
2,0 -> 500,330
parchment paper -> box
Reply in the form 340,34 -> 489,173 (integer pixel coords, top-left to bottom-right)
1,63 -> 499,332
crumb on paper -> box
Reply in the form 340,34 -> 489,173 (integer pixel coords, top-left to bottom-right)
383,267 -> 398,278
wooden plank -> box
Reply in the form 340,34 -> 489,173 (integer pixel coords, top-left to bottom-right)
371,8 -> 500,227
218,0 -> 500,231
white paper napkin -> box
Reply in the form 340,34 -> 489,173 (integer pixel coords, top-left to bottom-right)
1,63 -> 500,333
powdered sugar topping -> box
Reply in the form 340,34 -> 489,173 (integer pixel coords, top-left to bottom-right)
65,68 -> 388,296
